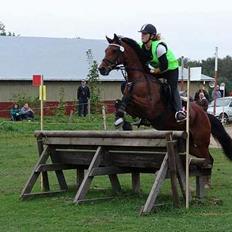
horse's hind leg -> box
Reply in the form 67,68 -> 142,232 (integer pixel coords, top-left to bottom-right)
204,151 -> 214,189
190,143 -> 213,168
192,145 -> 214,189
122,121 -> 133,131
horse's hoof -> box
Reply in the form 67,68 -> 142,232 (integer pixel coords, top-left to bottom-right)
202,162 -> 213,169
204,183 -> 211,189
114,117 -> 124,127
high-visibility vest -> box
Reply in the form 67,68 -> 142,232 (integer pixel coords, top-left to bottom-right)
142,40 -> 179,70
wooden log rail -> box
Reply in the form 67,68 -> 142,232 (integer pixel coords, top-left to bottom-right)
20,130 -> 211,215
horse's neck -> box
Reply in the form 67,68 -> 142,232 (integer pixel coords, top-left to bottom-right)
124,48 -> 146,81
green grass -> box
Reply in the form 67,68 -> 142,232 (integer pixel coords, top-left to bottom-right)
0,117 -> 232,231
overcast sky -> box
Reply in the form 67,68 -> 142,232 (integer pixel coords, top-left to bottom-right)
1,0 -> 232,60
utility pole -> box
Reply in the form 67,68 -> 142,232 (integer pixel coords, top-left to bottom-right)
180,56 -> 184,91
213,47 -> 218,115
86,49 -> 93,68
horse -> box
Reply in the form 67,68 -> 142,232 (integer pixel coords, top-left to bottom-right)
98,34 -> 232,169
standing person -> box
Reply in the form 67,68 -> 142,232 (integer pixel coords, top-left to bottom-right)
211,85 -> 222,100
194,84 -> 210,102
196,92 -> 209,112
77,79 -> 90,117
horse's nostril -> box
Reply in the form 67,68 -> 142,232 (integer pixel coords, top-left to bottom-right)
99,66 -> 107,75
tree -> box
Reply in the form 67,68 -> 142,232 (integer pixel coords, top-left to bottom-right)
0,21 -> 15,36
185,56 -> 232,94
0,21 -> 6,36
86,49 -> 101,113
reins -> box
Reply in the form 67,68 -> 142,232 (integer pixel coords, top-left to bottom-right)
105,40 -> 160,102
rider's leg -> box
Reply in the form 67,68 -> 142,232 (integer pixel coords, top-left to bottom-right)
166,69 -> 186,121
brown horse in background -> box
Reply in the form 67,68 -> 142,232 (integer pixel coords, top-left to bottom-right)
98,34 -> 232,167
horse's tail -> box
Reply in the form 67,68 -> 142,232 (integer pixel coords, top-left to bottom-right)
207,113 -> 232,160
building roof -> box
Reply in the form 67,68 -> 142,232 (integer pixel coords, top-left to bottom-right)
180,67 -> 214,82
0,36 -> 214,82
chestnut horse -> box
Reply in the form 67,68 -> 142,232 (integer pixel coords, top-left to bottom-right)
98,34 -> 232,166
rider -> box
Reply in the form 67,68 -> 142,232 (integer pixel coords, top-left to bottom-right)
114,23 -> 186,126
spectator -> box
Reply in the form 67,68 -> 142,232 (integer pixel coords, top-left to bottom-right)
77,79 -> 90,117
196,92 -> 208,112
20,103 -> 34,120
211,85 -> 222,100
10,103 -> 21,121
194,84 -> 210,102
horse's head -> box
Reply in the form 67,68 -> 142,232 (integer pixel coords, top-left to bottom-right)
98,34 -> 125,76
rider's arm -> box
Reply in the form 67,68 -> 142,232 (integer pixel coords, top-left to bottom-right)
157,44 -> 168,72
150,44 -> 168,74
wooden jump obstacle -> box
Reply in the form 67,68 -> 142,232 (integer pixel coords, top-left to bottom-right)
20,130 -> 212,215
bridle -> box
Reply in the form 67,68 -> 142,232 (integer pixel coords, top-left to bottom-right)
102,40 -> 153,100
102,43 -> 145,79
102,43 -> 124,71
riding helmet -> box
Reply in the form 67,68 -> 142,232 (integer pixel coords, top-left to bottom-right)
139,24 -> 157,35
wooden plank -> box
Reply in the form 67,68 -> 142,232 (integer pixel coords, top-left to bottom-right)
176,152 -> 192,201
21,190 -> 67,199
50,149 -> 68,191
73,146 -> 103,203
54,150 -> 166,168
76,169 -> 85,189
20,146 -> 49,198
44,137 -> 168,148
132,173 -> 140,193
167,141 -> 179,208
140,153 -> 168,215
55,146 -> 167,153
35,163 -> 78,172
108,174 -> 121,193
196,176 -> 205,199
35,130 -> 186,139
89,167 -> 130,176
75,197 -> 113,204
37,137 -> 50,191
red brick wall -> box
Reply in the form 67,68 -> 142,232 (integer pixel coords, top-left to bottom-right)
0,100 -> 116,118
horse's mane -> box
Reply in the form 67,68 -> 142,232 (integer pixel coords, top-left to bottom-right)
121,37 -> 150,72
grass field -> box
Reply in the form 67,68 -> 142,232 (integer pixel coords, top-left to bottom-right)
0,116 -> 232,231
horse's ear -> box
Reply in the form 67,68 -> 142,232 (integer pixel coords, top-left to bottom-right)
106,36 -> 113,44
113,33 -> 120,43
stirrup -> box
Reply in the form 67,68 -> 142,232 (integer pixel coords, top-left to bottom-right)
114,117 -> 124,127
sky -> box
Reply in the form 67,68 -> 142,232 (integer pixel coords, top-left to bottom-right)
1,0 -> 232,60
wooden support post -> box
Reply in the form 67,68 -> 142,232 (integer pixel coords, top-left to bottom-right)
176,153 -> 192,202
21,146 -> 50,198
132,172 -> 140,193
50,149 -> 68,191
140,153 -> 168,215
76,169 -> 85,189
37,137 -> 50,191
196,176 -> 205,199
167,141 -> 179,208
73,146 -> 103,203
108,174 -> 121,193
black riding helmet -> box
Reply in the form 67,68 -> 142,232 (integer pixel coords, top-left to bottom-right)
139,24 -> 157,36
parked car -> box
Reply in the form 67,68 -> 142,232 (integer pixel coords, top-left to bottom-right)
207,96 -> 232,123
